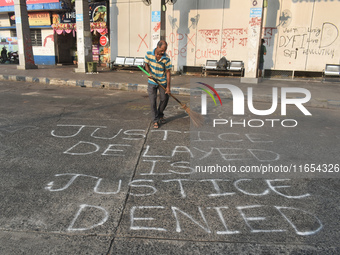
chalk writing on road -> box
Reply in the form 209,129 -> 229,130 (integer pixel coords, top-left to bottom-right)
46,173 -> 321,236
51,125 -> 281,162
46,125 -> 323,236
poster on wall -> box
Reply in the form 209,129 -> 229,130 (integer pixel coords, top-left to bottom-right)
151,11 -> 161,49
0,37 -> 18,52
92,45 -> 99,63
151,11 -> 160,22
99,46 -> 109,65
89,2 -> 107,23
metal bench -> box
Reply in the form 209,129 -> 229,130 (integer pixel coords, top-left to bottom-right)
124,57 -> 135,66
134,57 -> 145,67
228,60 -> 244,76
203,59 -> 244,77
114,56 -> 125,65
324,64 -> 340,77
204,60 -> 218,70
202,60 -> 218,76
110,56 -> 125,70
111,56 -> 146,71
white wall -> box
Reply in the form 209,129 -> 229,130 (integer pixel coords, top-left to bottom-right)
32,29 -> 55,56
271,0 -> 340,71
110,0 -> 151,59
110,0 -> 340,72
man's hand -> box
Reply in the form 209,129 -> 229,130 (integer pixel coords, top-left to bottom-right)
165,87 -> 171,94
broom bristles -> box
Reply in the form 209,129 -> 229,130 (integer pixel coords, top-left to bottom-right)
181,103 -> 204,127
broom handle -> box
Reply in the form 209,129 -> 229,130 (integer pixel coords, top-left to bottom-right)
137,65 -> 184,106
150,77 -> 183,105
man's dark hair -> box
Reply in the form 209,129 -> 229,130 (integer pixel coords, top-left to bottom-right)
157,40 -> 168,48
261,39 -> 265,44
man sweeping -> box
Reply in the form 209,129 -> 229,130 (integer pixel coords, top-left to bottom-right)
144,40 -> 172,129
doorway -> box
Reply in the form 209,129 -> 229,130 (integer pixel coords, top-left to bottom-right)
55,32 -> 76,64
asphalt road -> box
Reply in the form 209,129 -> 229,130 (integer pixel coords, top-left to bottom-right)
0,80 -> 339,254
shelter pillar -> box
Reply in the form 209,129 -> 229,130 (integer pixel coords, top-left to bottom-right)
241,0 -> 264,84
75,0 -> 92,73
14,0 -> 37,70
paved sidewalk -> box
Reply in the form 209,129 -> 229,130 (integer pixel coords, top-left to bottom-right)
0,64 -> 339,110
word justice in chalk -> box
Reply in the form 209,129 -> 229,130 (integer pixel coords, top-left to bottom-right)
67,204 -> 322,236
45,174 -> 310,199
51,125 -> 146,140
51,125 -> 276,142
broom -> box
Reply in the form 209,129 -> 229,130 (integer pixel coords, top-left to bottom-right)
137,65 -> 204,127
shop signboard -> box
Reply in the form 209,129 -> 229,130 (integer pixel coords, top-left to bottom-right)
28,12 -> 51,26
9,12 -> 50,26
99,36 -> 108,46
60,12 -> 76,24
52,12 -> 76,25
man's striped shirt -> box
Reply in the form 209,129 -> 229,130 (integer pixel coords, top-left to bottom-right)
144,49 -> 172,86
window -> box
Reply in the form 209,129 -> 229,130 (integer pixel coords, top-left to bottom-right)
10,30 -> 17,37
30,29 -> 42,46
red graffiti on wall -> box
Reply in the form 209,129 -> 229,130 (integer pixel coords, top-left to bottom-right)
168,32 -> 184,44
239,38 -> 248,47
24,34 -> 35,65
153,22 -> 160,32
185,33 -> 195,47
195,48 -> 227,59
221,28 -> 249,49
137,34 -> 148,52
149,27 -> 278,61
167,32 -> 196,47
43,34 -> 54,47
167,47 -> 187,60
199,29 -> 220,44
166,32 -> 196,61
263,27 -> 276,36
249,17 -> 262,27
223,28 -> 248,37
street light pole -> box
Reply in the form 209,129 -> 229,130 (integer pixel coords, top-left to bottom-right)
160,0 -> 166,40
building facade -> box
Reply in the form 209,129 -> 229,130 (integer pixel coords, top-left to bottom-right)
0,0 -> 71,65
0,0 -> 338,75
0,0 -> 109,66
110,0 -> 340,74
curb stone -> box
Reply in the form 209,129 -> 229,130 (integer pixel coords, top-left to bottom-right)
0,74 -> 339,111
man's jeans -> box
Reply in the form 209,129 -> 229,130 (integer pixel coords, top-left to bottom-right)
147,83 -> 169,123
